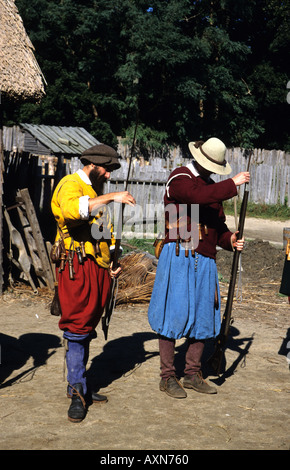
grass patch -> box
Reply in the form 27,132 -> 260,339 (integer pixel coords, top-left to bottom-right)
122,237 -> 156,256
223,201 -> 290,221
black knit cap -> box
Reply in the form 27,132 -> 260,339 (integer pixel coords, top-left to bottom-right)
80,143 -> 121,171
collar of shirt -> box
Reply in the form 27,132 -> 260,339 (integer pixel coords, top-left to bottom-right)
186,160 -> 212,183
76,168 -> 92,185
186,161 -> 200,177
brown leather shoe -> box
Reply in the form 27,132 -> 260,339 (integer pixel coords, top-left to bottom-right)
159,376 -> 187,398
183,372 -> 217,394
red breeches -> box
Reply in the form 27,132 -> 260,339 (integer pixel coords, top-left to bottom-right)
57,255 -> 111,335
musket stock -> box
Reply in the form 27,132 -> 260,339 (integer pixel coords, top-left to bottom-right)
207,150 -> 252,375
102,276 -> 117,340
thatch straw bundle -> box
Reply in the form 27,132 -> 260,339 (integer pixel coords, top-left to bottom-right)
116,252 -> 156,305
0,0 -> 46,101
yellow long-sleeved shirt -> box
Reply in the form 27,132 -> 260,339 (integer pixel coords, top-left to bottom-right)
51,170 -> 115,269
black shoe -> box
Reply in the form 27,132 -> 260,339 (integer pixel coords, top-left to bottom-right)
68,383 -> 86,423
91,390 -> 108,404
67,385 -> 108,404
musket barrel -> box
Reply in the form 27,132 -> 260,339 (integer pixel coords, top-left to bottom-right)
207,150 -> 252,375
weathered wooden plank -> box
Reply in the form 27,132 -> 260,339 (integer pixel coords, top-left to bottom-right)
4,207 -> 38,292
18,188 -> 55,289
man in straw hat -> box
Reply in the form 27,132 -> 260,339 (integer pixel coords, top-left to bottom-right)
51,143 -> 135,422
148,137 -> 250,398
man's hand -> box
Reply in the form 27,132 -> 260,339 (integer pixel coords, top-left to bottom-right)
109,262 -> 122,279
231,231 -> 245,251
232,172 -> 250,187
113,191 -> 136,206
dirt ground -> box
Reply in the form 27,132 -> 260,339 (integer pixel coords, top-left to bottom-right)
1,218 -> 290,452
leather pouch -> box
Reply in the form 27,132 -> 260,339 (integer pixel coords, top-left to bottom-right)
50,239 -> 63,263
50,283 -> 62,316
153,237 -> 165,259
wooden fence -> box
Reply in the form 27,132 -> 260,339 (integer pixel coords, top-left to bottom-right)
70,147 -> 290,238
74,146 -> 290,206
2,145 -> 289,293
3,146 -> 290,238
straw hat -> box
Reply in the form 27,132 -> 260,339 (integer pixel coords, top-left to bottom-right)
188,137 -> 232,175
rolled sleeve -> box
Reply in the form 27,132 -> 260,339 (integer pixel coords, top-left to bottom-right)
79,195 -> 90,219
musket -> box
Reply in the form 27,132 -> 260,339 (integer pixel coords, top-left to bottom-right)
102,116 -> 138,340
207,149 -> 252,375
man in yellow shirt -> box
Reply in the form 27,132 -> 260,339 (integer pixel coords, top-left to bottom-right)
51,143 -> 135,422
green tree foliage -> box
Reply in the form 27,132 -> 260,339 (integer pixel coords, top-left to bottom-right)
4,0 -> 290,153
246,0 -> 290,150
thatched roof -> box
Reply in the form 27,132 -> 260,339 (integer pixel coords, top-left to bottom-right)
0,0 -> 46,101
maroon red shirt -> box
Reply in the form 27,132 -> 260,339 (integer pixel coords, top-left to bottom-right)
163,164 -> 238,259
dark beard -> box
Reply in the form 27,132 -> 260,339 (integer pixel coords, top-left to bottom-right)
89,167 -> 106,194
